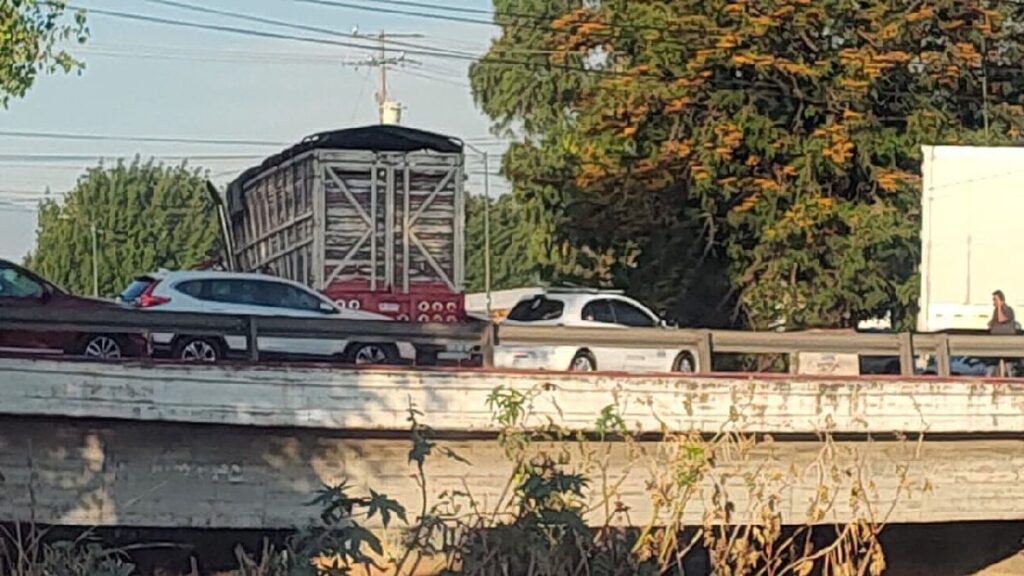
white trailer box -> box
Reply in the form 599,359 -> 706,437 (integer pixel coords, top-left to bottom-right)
918,145 -> 1024,332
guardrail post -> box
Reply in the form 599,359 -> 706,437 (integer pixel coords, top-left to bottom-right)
246,317 -> 259,363
697,330 -> 713,374
935,334 -> 951,378
898,332 -> 914,377
480,323 -> 496,369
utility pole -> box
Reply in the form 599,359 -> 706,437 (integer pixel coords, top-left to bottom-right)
377,31 -> 388,124
90,223 -> 99,297
464,143 -> 493,316
981,34 -> 991,142
482,151 -> 492,315
349,29 -> 422,124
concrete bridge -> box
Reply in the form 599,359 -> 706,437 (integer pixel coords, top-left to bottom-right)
1,356 -> 1023,536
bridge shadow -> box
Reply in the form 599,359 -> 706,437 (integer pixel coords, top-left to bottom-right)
882,521 -> 1024,576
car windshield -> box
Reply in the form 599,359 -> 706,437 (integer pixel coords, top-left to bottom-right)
507,296 -> 564,322
119,277 -> 155,303
0,266 -> 44,299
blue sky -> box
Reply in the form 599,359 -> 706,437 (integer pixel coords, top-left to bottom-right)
0,0 -> 510,261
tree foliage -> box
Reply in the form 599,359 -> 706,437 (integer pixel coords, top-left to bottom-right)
25,160 -> 222,297
465,192 -> 541,293
0,0 -> 87,108
471,0 -> 1024,329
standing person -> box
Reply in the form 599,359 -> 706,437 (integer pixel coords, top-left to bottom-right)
989,290 -> 1016,334
989,290 -> 1017,376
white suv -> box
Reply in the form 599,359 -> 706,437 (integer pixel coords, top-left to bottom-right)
119,271 -> 414,364
494,290 -> 698,373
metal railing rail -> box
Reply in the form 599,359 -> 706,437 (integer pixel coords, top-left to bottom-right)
3,306 -> 1024,376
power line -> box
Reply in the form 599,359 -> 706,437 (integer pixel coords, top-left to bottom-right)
139,0 -> 474,57
0,190 -> 67,197
78,44 -> 367,66
0,154 -> 264,162
295,0 -> 494,27
0,129 -> 287,147
66,4 -> 674,80
77,43 -> 482,90
67,4 -> 472,61
354,0 -> 494,17
295,0 -> 722,50
398,67 -> 470,88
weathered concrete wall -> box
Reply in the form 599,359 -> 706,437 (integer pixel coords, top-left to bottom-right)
2,417 -> 1023,530
3,358 -> 1024,532
2,358 -> 1024,434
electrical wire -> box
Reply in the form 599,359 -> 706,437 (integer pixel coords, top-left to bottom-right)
0,154 -> 265,162
139,0 -> 476,57
295,0 -> 494,27
0,129 -> 287,147
398,68 -> 470,88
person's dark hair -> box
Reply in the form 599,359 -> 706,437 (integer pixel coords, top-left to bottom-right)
994,290 -> 1006,300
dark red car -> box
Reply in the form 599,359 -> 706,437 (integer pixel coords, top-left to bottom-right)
0,259 -> 148,359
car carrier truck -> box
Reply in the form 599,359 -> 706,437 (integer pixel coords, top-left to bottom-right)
917,145 -> 1024,333
223,125 -> 466,325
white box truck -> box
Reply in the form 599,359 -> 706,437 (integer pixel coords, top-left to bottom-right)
918,145 -> 1024,332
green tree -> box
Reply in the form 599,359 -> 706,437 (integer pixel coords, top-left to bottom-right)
25,160 -> 222,297
471,0 -> 1024,330
465,192 -> 541,293
1,0 -> 87,108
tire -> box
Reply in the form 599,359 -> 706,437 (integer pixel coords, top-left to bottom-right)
174,337 -> 223,363
673,352 -> 697,373
347,343 -> 399,366
80,335 -> 124,360
569,350 -> 597,372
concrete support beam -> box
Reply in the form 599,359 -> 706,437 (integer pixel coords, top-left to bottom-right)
1,417 -> 1023,530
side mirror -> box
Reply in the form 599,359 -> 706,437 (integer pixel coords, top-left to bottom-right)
318,302 -> 337,314
39,285 -> 54,303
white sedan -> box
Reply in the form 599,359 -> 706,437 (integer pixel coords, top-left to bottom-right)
120,270 -> 415,364
494,290 -> 699,373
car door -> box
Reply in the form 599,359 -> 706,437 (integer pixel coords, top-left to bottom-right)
245,280 -> 341,358
0,263 -> 59,355
581,299 -> 628,371
610,299 -> 665,372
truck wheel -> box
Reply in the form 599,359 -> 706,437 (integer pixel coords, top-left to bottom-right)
569,350 -> 596,372
81,335 -> 124,360
175,337 -> 222,363
348,343 -> 399,366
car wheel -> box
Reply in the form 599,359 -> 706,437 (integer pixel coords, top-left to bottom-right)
673,352 -> 696,373
348,343 -> 398,366
569,351 -> 596,372
175,338 -> 222,363
81,335 -> 123,360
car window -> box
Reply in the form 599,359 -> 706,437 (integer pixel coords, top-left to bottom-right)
0,264 -> 44,299
120,278 -> 156,302
611,300 -> 657,327
581,300 -> 614,323
201,279 -> 259,305
176,280 -> 204,299
282,284 -> 327,312
251,280 -> 323,311
508,296 -> 564,322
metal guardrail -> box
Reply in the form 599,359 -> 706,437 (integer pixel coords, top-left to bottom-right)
2,306 -> 1024,376
0,306 -> 491,364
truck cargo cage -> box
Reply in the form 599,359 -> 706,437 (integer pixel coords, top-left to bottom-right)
224,125 -> 467,322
